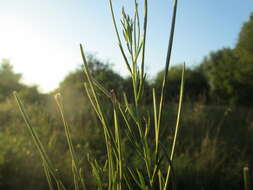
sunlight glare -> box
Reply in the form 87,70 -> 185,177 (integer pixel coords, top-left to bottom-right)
0,17 -> 70,92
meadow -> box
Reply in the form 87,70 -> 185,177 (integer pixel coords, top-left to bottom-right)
0,0 -> 253,189
1,92 -> 252,189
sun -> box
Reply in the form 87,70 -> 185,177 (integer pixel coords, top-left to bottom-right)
0,16 -> 66,92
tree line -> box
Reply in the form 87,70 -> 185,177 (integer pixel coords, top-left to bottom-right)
59,12 -> 253,107
1,13 -> 253,107
0,12 -> 252,190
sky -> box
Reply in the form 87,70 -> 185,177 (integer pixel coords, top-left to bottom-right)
0,0 -> 252,92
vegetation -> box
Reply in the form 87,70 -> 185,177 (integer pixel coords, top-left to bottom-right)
0,1 -> 252,190
199,13 -> 253,106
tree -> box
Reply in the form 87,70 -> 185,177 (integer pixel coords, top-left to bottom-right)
57,55 -> 125,124
199,13 -> 253,106
0,59 -> 24,102
234,13 -> 253,105
236,13 -> 253,64
154,65 -> 208,102
199,48 -> 242,105
59,55 -> 125,94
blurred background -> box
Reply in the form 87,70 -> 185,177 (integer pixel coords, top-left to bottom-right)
0,0 -> 253,189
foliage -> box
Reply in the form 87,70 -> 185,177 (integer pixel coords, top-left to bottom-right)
0,2 -> 253,190
235,13 -> 253,105
0,61 -> 252,190
155,65 -> 208,102
0,59 -> 23,102
236,13 -> 253,63
198,13 -> 253,106
13,0 -> 184,189
199,48 -> 240,104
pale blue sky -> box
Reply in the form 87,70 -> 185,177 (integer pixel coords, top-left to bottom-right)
0,0 -> 252,92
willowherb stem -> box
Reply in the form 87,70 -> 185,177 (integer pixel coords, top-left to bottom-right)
14,0 -> 183,189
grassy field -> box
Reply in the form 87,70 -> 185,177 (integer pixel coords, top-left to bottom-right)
0,98 -> 252,189
0,0 -> 253,189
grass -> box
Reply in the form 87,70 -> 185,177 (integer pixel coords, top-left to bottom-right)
243,166 -> 251,190
13,0 -> 187,189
